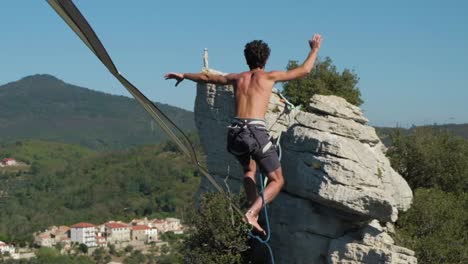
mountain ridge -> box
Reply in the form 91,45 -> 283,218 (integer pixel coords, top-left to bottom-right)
1,74 -> 466,151
0,74 -> 196,150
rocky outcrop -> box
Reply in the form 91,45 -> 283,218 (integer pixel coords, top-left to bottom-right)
194,73 -> 416,264
328,220 -> 417,264
280,95 -> 413,223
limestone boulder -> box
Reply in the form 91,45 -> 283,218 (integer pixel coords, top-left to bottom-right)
281,107 -> 413,221
308,95 -> 369,124
328,220 -> 417,264
194,70 -> 416,263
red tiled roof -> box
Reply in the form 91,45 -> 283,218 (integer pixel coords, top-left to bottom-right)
58,226 -> 70,231
131,225 -> 150,231
105,222 -> 128,229
71,222 -> 96,228
39,234 -> 50,239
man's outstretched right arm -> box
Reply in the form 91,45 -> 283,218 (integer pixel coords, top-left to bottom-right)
268,34 -> 322,82
164,72 -> 238,86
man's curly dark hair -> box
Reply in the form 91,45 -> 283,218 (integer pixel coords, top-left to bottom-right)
244,40 -> 270,70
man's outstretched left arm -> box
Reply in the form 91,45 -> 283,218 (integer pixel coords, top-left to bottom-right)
164,72 -> 237,86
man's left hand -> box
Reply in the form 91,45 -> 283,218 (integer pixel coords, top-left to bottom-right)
164,72 -> 184,86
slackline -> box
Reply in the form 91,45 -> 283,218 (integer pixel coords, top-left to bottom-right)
46,0 -> 244,218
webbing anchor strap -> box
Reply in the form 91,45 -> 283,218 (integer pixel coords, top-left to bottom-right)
46,0 -> 244,218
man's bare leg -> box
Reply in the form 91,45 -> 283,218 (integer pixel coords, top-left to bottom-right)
243,159 -> 258,206
245,166 -> 285,235
243,159 -> 264,234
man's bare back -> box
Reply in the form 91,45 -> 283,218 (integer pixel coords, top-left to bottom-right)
165,34 -> 322,234
232,70 -> 275,119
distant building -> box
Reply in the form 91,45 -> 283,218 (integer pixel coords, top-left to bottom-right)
152,218 -> 183,234
166,218 -> 182,233
0,241 -> 15,256
31,217 -> 184,250
105,222 -> 130,244
96,224 -> 106,235
55,226 -> 71,243
1,158 -> 17,167
129,217 -> 150,226
151,219 -> 167,232
34,233 -> 55,247
131,225 -> 158,243
34,225 -> 70,247
95,236 -> 107,247
70,222 -> 97,247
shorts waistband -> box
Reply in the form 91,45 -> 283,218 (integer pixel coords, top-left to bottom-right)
231,117 -> 266,126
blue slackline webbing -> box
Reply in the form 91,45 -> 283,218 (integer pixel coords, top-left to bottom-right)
48,3 -> 296,262
248,171 -> 275,264
247,100 -> 292,264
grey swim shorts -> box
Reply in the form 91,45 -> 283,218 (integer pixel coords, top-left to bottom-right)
226,118 -> 281,173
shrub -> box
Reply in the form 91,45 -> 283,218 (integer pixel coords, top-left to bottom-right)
283,57 -> 362,107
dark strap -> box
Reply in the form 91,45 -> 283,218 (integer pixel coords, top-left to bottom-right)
47,0 -> 245,219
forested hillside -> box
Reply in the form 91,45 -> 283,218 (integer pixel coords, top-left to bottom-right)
1,73 -> 467,263
387,128 -> 468,263
376,124 -> 468,146
0,140 -> 201,245
0,74 -> 196,150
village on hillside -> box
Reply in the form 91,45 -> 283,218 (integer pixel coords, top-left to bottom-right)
1,216 -> 184,260
0,157 -> 188,261
0,157 -> 29,173
0,158 -> 20,167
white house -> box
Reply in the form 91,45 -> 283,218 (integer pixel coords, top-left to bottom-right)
165,218 -> 182,232
105,222 -> 130,244
1,158 -> 17,167
70,222 -> 97,247
0,241 -> 15,256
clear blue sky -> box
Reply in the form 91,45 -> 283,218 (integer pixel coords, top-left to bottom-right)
1,0 -> 467,127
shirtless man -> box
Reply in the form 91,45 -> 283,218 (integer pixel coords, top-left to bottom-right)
165,34 -> 322,234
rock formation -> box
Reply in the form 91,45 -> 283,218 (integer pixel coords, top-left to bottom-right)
194,72 -> 417,264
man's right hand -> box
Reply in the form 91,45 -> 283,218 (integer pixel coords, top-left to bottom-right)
309,34 -> 322,51
164,72 -> 184,87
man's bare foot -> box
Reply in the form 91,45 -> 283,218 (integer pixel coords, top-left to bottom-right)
245,210 -> 266,235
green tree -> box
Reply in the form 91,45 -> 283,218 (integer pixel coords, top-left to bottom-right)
54,242 -> 64,252
396,188 -> 468,264
387,127 -> 468,263
108,244 -> 117,256
183,193 -> 249,264
123,250 -> 146,264
283,57 -> 362,107
0,233 -> 10,242
92,247 -> 110,264
78,243 -> 88,254
33,247 -> 95,263
160,244 -> 170,255
36,247 -> 60,260
124,245 -> 134,253
387,127 -> 468,193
